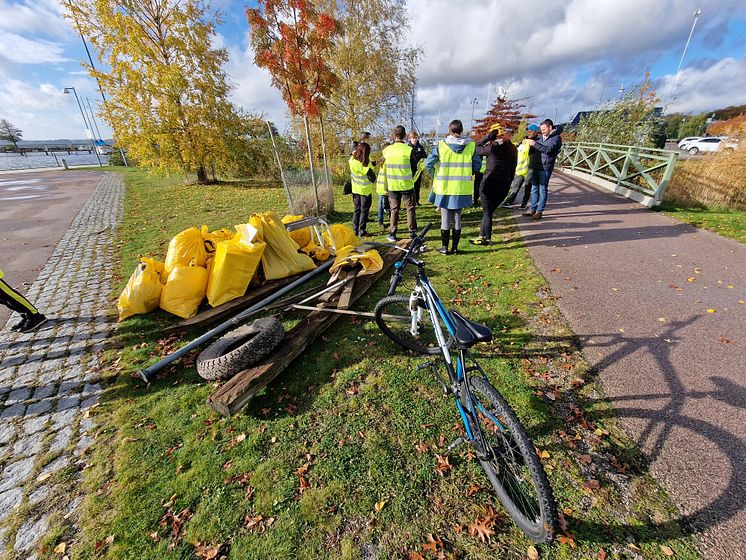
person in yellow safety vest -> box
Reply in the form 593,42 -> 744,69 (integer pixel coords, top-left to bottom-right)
501,124 -> 540,209
0,269 -> 47,332
407,131 -> 427,205
473,156 -> 486,206
381,125 -> 418,242
425,119 -> 482,254
348,141 -> 376,237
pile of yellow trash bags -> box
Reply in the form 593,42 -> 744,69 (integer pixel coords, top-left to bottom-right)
117,212 -> 363,321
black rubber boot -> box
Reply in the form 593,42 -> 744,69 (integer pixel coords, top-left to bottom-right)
439,229 -> 450,254
451,229 -> 461,254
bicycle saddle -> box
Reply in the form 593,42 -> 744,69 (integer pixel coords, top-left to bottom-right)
450,310 -> 493,348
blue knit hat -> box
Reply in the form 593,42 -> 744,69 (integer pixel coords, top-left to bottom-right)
527,124 -> 540,131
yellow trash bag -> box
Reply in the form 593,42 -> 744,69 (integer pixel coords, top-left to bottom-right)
201,225 -> 236,254
330,246 -> 383,277
323,224 -> 359,253
159,264 -> 209,319
164,227 -> 208,276
246,212 -> 316,280
301,239 -> 331,262
117,258 -> 165,321
206,240 -> 266,307
281,214 -> 312,249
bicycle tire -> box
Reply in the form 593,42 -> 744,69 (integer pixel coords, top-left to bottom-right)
467,375 -> 558,543
374,295 -> 451,355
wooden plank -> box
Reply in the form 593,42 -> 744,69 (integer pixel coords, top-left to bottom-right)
336,270 -> 358,309
207,241 -> 408,416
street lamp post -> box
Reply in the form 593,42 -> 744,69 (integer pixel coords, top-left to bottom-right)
663,8 -> 702,115
63,86 -> 102,167
85,97 -> 104,142
469,97 -> 478,132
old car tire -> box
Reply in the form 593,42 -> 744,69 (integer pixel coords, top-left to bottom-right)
196,317 -> 284,381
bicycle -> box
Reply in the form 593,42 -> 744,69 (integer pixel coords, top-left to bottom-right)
373,223 -> 558,543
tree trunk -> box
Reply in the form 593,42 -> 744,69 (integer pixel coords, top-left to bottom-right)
318,114 -> 333,213
196,165 -> 208,184
303,114 -> 320,214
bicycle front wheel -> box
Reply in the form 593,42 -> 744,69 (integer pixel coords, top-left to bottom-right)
374,295 -> 451,355
467,375 -> 558,543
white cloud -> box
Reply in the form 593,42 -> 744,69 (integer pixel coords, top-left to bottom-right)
659,56 -> 746,114
0,33 -> 68,64
0,0 -> 70,40
225,33 -> 288,129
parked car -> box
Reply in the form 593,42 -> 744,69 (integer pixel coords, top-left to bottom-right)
686,137 -> 725,155
678,137 -> 701,150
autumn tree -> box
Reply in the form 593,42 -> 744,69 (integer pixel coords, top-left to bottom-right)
708,114 -> 746,137
472,95 -> 534,140
0,119 -> 23,154
320,0 -> 419,138
61,0 -> 248,183
247,0 -> 338,213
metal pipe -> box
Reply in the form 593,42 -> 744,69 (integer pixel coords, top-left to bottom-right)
137,259 -> 334,383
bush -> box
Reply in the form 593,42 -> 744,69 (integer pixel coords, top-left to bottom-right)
108,147 -> 129,166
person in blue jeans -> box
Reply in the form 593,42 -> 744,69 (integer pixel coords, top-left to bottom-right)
524,119 -> 562,220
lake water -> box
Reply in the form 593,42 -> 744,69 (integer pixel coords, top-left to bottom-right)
0,152 -> 110,171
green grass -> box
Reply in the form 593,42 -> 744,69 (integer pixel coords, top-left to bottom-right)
72,167 -> 701,559
658,201 -> 746,243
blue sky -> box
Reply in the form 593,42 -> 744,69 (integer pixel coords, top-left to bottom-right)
1,0 -> 746,140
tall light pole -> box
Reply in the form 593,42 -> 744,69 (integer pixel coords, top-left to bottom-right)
469,97 -> 479,132
663,8 -> 701,115
63,86 -> 102,166
86,97 -> 104,142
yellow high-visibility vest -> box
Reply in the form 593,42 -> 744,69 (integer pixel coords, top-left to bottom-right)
432,140 -> 475,197
376,163 -> 387,195
516,140 -> 530,177
381,142 -> 414,192
479,156 -> 486,173
348,156 -> 374,195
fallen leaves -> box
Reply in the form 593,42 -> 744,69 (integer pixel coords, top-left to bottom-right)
434,455 -> 451,476
374,500 -> 386,513
53,542 -> 67,554
706,308 -> 716,313
244,514 -> 275,533
296,463 -> 311,495
527,544 -> 539,559
159,506 -> 193,549
193,542 -> 226,559
228,433 -> 246,448
420,533 -> 443,553
93,534 -> 115,554
660,544 -> 675,556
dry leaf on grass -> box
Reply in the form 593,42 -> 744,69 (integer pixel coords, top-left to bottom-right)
53,542 -> 66,554
660,545 -> 675,556
420,534 -> 443,553
194,542 -> 223,559
557,533 -> 576,547
374,501 -> 386,513
527,544 -> 539,559
434,455 -> 451,476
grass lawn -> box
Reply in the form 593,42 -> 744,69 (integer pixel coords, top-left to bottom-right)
658,202 -> 746,244
69,167 -> 700,559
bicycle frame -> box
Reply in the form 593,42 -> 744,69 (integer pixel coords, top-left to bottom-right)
407,266 -> 504,461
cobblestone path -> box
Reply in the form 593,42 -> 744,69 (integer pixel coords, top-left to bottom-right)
0,173 -> 124,558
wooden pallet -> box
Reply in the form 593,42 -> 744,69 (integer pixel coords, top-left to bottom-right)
206,241 -> 407,416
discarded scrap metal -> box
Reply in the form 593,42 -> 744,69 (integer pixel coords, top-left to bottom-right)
137,258 -> 336,383
206,240 -> 409,416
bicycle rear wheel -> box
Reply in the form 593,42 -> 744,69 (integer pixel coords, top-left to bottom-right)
374,295 -> 451,355
467,375 -> 557,543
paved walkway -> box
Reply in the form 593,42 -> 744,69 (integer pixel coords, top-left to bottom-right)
0,173 -> 124,558
0,170 -> 104,325
512,173 -> 745,559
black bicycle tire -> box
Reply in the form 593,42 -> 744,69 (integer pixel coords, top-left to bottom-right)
196,317 -> 284,381
468,375 -> 558,543
374,295 -> 450,355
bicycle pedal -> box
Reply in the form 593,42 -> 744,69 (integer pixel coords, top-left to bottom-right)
417,361 -> 437,371
445,436 -> 467,454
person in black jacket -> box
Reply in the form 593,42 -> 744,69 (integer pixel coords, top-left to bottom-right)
471,124 -> 517,245
408,131 -> 427,205
523,119 -> 562,220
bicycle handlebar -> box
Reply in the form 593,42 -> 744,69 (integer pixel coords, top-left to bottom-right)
386,222 -> 432,296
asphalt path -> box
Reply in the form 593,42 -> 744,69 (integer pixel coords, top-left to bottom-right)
0,169 -> 104,325
511,173 -> 745,559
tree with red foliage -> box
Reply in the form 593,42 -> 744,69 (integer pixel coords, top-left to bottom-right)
472,95 -> 534,140
247,0 -> 338,212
